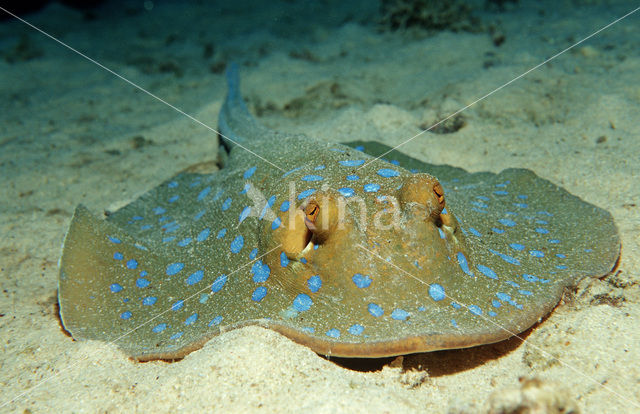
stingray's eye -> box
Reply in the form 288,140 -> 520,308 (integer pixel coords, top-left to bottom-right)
398,174 -> 445,219
303,193 -> 343,243
304,201 -> 320,229
433,182 -> 445,208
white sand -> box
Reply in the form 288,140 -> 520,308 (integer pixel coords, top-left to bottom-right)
1,1 -> 638,412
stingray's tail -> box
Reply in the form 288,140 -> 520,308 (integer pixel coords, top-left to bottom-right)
217,63 -> 270,150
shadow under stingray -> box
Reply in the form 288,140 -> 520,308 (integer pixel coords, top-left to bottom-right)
324,322 -> 539,375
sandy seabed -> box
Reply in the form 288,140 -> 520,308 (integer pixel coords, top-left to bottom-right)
0,1 -> 638,412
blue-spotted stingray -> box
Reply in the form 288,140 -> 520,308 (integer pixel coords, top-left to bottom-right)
58,64 -> 620,361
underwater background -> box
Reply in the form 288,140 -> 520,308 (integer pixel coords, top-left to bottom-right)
0,0 -> 638,412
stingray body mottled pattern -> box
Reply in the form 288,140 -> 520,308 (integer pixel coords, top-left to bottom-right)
58,65 -> 619,360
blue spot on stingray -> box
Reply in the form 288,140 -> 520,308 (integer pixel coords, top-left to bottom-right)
468,305 -> 482,316
300,257 -> 307,264
168,195 -> 179,203
197,187 -> 211,201
170,332 -> 183,340
162,236 -> 175,243
355,145 -> 364,151
535,228 -> 549,234
298,189 -> 316,200
163,222 -> 180,233
307,275 -> 322,293
498,218 -> 516,227
251,260 -> 271,283
240,183 -> 250,195
221,197 -> 232,211
477,196 -> 490,201
168,181 -> 178,188
314,165 -> 325,170
496,292 -> 511,302
468,227 -> 481,237
110,283 -> 123,293
556,253 -> 566,258
153,207 -> 166,215
250,248 -> 258,259
346,174 -> 359,181
301,327 -> 315,334
339,159 -> 365,167
368,303 -> 384,317
514,203 -> 528,208
113,252 -> 123,260
302,175 -> 323,181
391,309 -> 409,321
556,265 -> 568,270
108,236 -> 121,244
489,249 -> 521,266
152,323 -> 167,333
171,300 -> 184,311
538,211 -> 554,217
418,306 -> 426,312
506,280 -> 521,288
177,238 -> 192,247
492,227 -> 505,234
377,168 -> 399,177
271,217 -> 281,230
211,274 -> 228,293
348,324 -> 364,335
457,252 -> 473,276
239,206 -> 251,223
352,273 -> 372,288
494,190 -> 508,196
530,250 -> 544,258
166,262 -> 184,276
280,252 -> 289,267
488,311 -> 498,317
209,316 -> 223,326
230,235 -> 244,253
185,313 -> 198,326
280,201 -> 290,212
476,264 -> 498,279
244,166 -> 257,179
186,270 -> 204,286
120,311 -> 132,320
252,286 -> 267,302
492,300 -> 501,308
259,195 -> 276,220
283,166 -> 302,177
293,294 -> 313,312
518,194 -> 528,199
142,296 -> 157,306
326,329 -> 340,338
442,207 -> 448,214
549,239 -> 561,244
509,243 -> 525,251
519,289 -> 533,296
429,284 -> 446,301
216,228 -> 226,239
438,228 -> 446,239
363,183 -> 380,193
132,215 -> 143,221
338,187 -> 355,197
199,293 -> 209,303
522,273 -> 539,282
136,278 -> 150,288
451,302 -> 461,309
140,224 -> 152,231
451,319 -> 458,328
